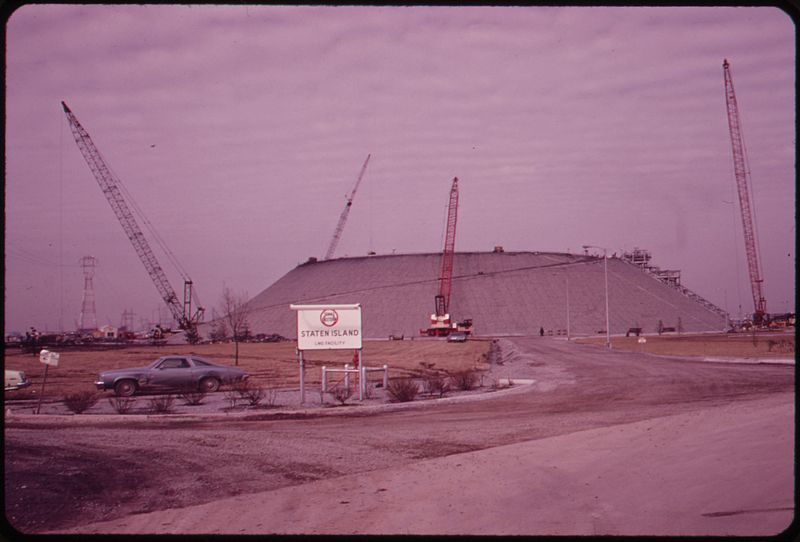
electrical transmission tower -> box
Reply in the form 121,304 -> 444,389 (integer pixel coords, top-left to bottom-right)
78,255 -> 98,331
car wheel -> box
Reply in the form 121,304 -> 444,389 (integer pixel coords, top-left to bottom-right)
114,380 -> 137,397
199,376 -> 220,393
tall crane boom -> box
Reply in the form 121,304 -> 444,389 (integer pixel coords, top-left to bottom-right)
61,101 -> 204,332
722,60 -> 767,324
435,177 -> 459,317
324,154 -> 371,260
420,176 -> 472,337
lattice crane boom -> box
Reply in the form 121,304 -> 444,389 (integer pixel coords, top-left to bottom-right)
61,101 -> 204,331
435,177 -> 459,317
324,154 -> 371,260
722,60 -> 767,323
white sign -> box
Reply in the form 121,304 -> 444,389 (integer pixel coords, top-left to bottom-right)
290,303 -> 362,350
39,349 -> 60,366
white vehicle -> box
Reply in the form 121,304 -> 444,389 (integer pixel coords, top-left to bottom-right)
5,370 -> 32,391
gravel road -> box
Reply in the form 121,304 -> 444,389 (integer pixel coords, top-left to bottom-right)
4,337 -> 794,535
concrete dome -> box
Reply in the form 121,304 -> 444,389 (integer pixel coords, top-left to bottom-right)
238,251 -> 727,339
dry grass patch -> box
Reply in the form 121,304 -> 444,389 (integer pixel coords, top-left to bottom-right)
3,338 -> 491,399
577,332 -> 794,358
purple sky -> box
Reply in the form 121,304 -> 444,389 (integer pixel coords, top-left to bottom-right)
5,5 -> 795,334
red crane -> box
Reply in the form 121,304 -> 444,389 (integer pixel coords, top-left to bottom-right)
421,177 -> 472,336
324,154 -> 371,260
62,101 -> 205,335
435,177 -> 459,318
722,59 -> 767,325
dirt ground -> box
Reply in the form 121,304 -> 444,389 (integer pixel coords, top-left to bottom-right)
3,333 -> 796,536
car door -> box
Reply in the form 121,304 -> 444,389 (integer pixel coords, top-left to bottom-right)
149,357 -> 193,390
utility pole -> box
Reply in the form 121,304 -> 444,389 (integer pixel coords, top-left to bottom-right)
583,245 -> 611,348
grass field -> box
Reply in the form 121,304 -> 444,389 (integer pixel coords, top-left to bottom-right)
577,331 -> 795,358
4,338 -> 493,399
5,332 -> 793,401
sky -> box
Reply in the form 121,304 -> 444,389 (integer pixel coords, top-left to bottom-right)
4,4 -> 796,334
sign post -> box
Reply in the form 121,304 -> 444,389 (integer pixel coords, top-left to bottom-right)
290,303 -> 362,404
35,349 -> 60,415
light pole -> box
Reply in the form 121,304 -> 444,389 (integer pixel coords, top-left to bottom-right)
583,245 -> 611,348
565,272 -> 570,341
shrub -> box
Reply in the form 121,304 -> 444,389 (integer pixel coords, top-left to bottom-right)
63,391 -> 100,414
386,378 -> 419,403
423,374 -> 450,397
263,388 -> 279,407
239,384 -> 266,407
179,386 -> 207,406
363,381 -> 374,399
450,370 -> 478,391
224,389 -> 239,409
147,394 -> 175,414
108,396 -> 136,414
330,384 -> 353,405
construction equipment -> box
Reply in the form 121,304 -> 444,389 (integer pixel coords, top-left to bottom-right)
421,177 -> 473,337
722,59 -> 767,325
324,154 -> 371,260
61,101 -> 204,335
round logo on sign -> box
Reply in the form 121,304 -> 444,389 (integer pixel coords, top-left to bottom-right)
320,309 -> 339,327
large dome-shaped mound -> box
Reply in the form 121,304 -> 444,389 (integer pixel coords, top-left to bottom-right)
236,251 -> 727,339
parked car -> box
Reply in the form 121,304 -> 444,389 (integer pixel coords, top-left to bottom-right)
95,355 -> 248,397
5,369 -> 32,391
447,331 -> 468,343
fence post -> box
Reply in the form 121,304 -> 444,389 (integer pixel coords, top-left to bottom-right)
359,364 -> 365,401
299,350 -> 305,405
322,366 -> 327,393
383,364 -> 388,389
358,350 -> 364,401
344,364 -> 350,390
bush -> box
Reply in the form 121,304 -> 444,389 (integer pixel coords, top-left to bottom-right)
423,374 -> 450,397
450,370 -> 479,391
147,394 -> 175,414
228,379 -> 273,407
179,386 -> 207,406
329,384 -> 353,405
386,378 -> 419,403
263,388 -> 279,407
108,396 -> 136,414
63,391 -> 100,414
224,389 -> 239,409
239,384 -> 266,407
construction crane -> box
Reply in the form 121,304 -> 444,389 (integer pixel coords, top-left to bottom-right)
324,154 -> 371,260
61,101 -> 205,335
722,59 -> 767,325
421,177 -> 473,337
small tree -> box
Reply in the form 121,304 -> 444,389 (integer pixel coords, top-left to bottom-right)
185,324 -> 201,345
209,320 -> 229,343
220,286 -> 251,366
